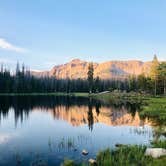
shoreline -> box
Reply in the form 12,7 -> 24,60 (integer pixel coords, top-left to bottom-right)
0,92 -> 90,97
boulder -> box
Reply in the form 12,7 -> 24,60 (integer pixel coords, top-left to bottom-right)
145,148 -> 166,158
88,159 -> 97,165
82,149 -> 89,155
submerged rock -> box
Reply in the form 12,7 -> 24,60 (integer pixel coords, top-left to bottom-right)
88,158 -> 97,165
31,159 -> 48,166
82,149 -> 89,155
145,148 -> 166,158
73,148 -> 77,151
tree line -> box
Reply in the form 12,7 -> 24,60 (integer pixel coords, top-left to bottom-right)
0,62 -> 114,93
0,56 -> 165,95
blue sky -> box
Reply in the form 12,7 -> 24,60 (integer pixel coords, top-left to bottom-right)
0,0 -> 166,70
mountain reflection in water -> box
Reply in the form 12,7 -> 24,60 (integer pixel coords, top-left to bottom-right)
0,96 -> 150,130
0,96 -> 153,166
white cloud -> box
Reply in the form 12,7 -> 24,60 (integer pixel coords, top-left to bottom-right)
0,38 -> 26,53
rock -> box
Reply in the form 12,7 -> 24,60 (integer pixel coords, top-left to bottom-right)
145,148 -> 166,158
88,159 -> 97,165
73,148 -> 77,151
82,149 -> 88,155
115,143 -> 124,147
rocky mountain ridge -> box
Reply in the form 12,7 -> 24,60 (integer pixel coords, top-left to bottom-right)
32,59 -> 153,79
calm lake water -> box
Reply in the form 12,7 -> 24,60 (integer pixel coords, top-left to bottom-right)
0,96 -> 154,166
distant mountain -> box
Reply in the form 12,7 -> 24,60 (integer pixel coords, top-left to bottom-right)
32,59 -> 153,79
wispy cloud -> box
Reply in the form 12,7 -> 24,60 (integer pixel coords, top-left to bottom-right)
0,38 -> 27,53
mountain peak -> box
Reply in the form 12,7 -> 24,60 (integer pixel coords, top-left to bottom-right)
70,59 -> 83,64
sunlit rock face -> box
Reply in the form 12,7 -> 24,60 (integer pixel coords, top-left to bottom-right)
33,59 -> 153,79
50,59 -> 92,79
45,106 -> 151,127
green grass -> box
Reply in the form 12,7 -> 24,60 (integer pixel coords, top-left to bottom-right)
151,140 -> 166,149
92,91 -> 145,104
96,146 -> 149,166
71,92 -> 89,97
140,97 -> 166,125
95,145 -> 166,166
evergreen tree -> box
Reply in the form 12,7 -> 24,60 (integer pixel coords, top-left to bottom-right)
87,63 -> 94,93
150,55 -> 159,95
137,73 -> 147,92
94,76 -> 100,93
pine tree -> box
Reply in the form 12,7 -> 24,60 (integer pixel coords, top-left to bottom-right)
94,76 -> 100,93
87,63 -> 94,93
137,73 -> 146,92
150,55 -> 159,95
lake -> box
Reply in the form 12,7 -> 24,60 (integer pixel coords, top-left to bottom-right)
0,96 -> 154,166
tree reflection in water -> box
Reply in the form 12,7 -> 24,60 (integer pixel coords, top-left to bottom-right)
0,95 -> 145,130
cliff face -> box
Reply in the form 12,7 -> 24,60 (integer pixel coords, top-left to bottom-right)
32,59 -> 153,79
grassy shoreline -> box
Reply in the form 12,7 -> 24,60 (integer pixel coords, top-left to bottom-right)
0,91 -> 164,98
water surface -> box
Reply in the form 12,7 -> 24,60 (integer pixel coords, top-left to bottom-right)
0,96 -> 154,166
